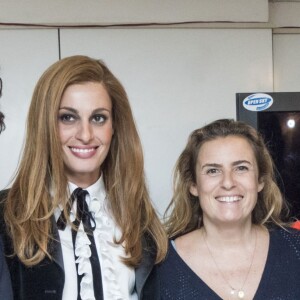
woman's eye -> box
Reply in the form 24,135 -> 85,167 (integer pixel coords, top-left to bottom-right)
236,165 -> 249,173
92,114 -> 107,124
58,114 -> 76,123
206,168 -> 221,177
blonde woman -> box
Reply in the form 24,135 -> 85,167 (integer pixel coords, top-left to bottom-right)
0,56 -> 167,300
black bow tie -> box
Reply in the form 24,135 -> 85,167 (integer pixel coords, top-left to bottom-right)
57,188 -> 103,300
57,188 -> 96,231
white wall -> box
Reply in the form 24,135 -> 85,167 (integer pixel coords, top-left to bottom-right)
273,33 -> 300,91
2,0 -> 300,215
0,29 -> 59,188
60,28 -> 273,214
0,28 -> 273,214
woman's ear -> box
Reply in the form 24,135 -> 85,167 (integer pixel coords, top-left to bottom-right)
189,183 -> 199,197
258,177 -> 265,193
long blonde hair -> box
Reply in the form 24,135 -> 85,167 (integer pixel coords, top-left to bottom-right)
165,119 -> 288,238
5,55 -> 167,267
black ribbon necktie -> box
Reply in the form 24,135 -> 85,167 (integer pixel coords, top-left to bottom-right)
57,188 -> 104,300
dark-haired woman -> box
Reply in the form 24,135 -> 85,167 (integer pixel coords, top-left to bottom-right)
0,109 -> 13,299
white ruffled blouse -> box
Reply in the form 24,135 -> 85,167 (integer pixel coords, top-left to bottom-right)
54,177 -> 138,300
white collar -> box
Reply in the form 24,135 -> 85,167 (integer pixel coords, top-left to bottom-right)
68,176 -> 105,199
67,176 -> 107,214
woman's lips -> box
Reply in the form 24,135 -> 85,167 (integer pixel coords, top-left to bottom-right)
69,146 -> 98,158
215,195 -> 243,203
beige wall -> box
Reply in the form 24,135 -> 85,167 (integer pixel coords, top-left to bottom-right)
0,0 -> 268,25
1,1 -> 300,30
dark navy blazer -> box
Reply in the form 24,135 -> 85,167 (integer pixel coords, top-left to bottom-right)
0,236 -> 13,299
0,189 -> 159,300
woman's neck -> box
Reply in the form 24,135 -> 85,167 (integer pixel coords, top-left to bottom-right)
201,220 -> 257,249
67,173 -> 101,189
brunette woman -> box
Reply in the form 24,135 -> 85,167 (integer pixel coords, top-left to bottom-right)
158,119 -> 300,300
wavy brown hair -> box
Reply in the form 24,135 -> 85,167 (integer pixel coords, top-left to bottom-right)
0,111 -> 4,134
165,119 -> 288,238
5,55 -> 167,267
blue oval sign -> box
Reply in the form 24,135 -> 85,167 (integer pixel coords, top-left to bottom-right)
242,93 -> 273,111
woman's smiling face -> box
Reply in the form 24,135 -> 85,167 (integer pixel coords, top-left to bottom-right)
58,82 -> 114,187
190,135 -> 264,226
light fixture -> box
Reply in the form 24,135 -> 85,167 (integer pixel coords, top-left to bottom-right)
287,119 -> 295,128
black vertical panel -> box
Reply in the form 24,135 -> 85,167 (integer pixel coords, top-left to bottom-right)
236,92 -> 300,220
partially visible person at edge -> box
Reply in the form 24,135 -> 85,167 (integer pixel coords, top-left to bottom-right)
292,220 -> 300,230
156,119 -> 300,300
0,109 -> 13,299
0,111 -> 5,134
0,55 -> 167,300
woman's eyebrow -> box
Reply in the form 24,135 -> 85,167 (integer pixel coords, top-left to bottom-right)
58,107 -> 111,114
201,163 -> 222,170
232,160 -> 251,166
58,106 -> 78,114
92,108 -> 111,114
201,160 -> 252,170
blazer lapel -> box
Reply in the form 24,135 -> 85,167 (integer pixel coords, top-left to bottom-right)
135,234 -> 156,299
50,216 -> 64,272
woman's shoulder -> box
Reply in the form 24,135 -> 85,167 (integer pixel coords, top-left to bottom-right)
269,226 -> 300,249
270,226 -> 300,236
173,229 -> 200,252
0,189 -> 9,202
0,189 -> 9,213
0,189 -> 9,233
142,231 -> 157,253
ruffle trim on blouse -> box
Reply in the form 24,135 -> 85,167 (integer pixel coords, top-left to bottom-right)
74,196 -> 124,300
74,223 -> 95,300
92,198 -> 124,300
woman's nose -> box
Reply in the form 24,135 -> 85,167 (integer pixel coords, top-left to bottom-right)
75,121 -> 93,143
221,170 -> 236,190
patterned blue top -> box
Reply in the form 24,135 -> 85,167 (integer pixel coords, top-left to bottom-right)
156,228 -> 300,300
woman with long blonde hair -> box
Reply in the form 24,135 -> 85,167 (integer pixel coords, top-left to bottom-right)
0,55 -> 167,300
